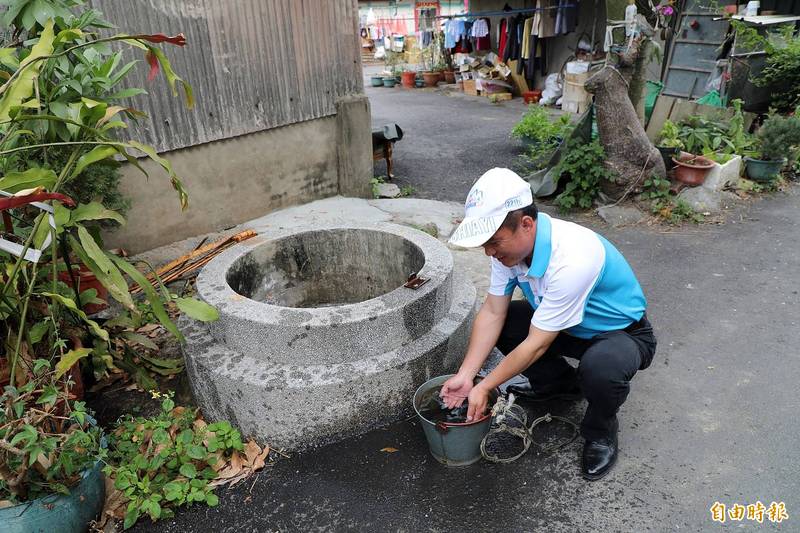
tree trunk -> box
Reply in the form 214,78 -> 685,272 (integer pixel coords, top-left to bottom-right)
585,65 -> 666,200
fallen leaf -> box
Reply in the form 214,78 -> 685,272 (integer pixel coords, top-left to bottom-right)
230,450 -> 244,472
0,500 -> 14,509
380,447 -> 399,453
193,418 -> 207,431
136,323 -> 160,334
244,440 -> 261,466
252,444 -> 270,471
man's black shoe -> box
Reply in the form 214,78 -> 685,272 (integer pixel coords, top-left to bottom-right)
506,381 -> 582,402
582,432 -> 618,481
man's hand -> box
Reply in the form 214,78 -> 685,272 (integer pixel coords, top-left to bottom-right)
466,384 -> 490,422
439,373 -> 474,409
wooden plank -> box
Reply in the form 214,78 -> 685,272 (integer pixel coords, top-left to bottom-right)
506,60 -> 529,95
646,95 -> 678,141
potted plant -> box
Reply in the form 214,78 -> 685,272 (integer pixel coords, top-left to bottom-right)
0,364 -> 106,532
671,152 -> 715,186
401,69 -> 416,88
656,120 -> 684,170
744,114 -> 800,182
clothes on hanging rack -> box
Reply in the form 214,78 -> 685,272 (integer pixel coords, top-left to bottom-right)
471,17 -> 489,38
474,18 -> 492,51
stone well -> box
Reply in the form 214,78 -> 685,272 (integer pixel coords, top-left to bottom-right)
181,223 -> 476,450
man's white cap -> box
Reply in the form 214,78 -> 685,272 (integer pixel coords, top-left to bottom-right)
448,168 -> 533,248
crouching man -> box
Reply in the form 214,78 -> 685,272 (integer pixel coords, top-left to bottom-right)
441,168 -> 656,480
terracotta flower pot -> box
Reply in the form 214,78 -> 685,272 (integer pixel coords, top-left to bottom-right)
57,264 -> 109,315
443,70 -> 456,83
422,72 -> 439,87
523,90 -> 542,104
401,71 -> 416,88
671,152 -> 714,186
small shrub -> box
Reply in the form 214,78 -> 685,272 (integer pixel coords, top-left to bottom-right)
0,362 -> 105,504
657,120 -> 683,149
754,114 -> 800,161
642,176 -> 704,224
752,27 -> 800,113
104,392 -> 244,529
511,106 -> 572,144
552,139 -> 613,211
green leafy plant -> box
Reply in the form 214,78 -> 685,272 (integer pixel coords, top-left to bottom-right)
0,360 -> 105,505
512,107 -> 574,173
656,119 -> 683,149
641,176 -> 704,224
104,392 -> 243,529
370,175 -> 386,198
0,1 -> 220,392
552,138 -> 613,211
753,113 -> 800,161
739,23 -> 800,113
400,185 -> 415,197
511,106 -> 572,143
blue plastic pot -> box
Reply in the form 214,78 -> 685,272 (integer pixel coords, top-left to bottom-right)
382,77 -> 396,88
413,374 -> 498,466
0,460 -> 105,533
370,76 -> 384,87
744,156 -> 786,182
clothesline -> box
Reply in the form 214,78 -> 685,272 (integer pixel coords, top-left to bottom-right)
362,5 -> 578,24
435,6 -> 578,18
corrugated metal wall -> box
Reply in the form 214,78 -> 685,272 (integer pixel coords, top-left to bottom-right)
89,0 -> 364,153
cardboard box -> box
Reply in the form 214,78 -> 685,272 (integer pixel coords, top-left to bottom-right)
487,92 -> 513,103
463,79 -> 479,96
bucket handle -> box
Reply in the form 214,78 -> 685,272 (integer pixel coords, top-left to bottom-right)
435,421 -> 449,434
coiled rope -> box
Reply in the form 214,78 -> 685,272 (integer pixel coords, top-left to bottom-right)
480,393 -> 580,464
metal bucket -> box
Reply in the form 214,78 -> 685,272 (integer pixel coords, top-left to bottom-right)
413,374 -> 497,466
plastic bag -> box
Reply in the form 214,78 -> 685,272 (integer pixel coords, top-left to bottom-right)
539,73 -> 563,105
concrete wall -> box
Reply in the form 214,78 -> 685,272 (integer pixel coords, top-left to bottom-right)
106,95 -> 372,253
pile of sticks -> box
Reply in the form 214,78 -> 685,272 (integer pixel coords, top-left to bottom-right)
129,230 -> 256,294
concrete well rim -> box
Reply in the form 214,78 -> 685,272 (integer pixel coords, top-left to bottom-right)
196,222 -> 454,327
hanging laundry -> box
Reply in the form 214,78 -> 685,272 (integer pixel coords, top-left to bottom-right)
539,0 -> 558,38
498,17 -> 509,58
475,18 -> 491,51
471,17 -> 489,38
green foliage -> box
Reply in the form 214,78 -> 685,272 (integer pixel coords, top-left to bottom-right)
371,175 -> 386,198
667,102 -> 753,158
552,139 -> 613,211
641,176 -> 704,224
0,0 -> 211,392
0,363 -> 105,504
733,21 -> 800,113
511,106 -> 573,143
104,392 -> 242,529
399,185 -> 416,197
40,147 -> 129,226
754,113 -> 800,161
657,119 -> 683,149
512,107 -> 574,173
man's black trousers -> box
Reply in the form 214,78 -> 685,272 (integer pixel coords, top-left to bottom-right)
496,301 -> 657,441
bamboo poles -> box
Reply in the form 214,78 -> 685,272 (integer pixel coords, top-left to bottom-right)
129,230 -> 256,294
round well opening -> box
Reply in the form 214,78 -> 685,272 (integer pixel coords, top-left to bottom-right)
225,229 -> 426,307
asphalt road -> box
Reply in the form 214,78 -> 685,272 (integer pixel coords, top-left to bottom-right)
139,83 -> 800,532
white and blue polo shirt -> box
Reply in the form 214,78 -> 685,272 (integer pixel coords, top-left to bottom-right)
488,213 -> 646,338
